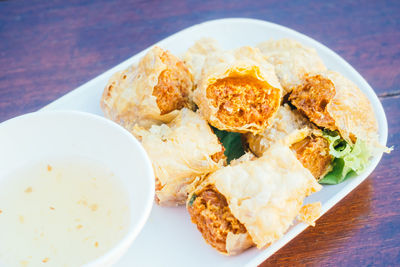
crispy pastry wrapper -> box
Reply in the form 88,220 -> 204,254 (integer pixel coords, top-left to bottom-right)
257,38 -> 326,95
298,202 -> 322,227
225,232 -> 254,255
245,104 -> 312,157
321,71 -> 379,145
292,70 -> 380,146
101,46 -> 193,129
132,108 -> 225,206
193,46 -> 283,134
190,138 -> 322,249
229,152 -> 257,166
182,38 -> 221,87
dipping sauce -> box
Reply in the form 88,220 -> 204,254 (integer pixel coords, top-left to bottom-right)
0,158 -> 130,267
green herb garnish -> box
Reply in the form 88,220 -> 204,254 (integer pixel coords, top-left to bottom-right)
212,127 -> 245,164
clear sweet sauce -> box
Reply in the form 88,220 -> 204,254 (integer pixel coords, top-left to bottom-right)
0,158 -> 130,267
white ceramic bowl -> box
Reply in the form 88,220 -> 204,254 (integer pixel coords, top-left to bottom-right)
0,110 -> 155,266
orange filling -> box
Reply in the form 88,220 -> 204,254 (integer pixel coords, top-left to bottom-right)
152,51 -> 193,115
188,187 -> 247,253
289,75 -> 337,130
291,136 -> 332,179
206,75 -> 280,131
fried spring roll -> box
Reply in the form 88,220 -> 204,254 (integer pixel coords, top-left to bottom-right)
245,104 -> 332,179
101,46 -> 194,129
133,108 -> 225,206
245,104 -> 311,156
257,38 -> 326,95
182,38 -> 221,87
187,140 -> 322,255
193,46 -> 283,134
289,70 -> 378,144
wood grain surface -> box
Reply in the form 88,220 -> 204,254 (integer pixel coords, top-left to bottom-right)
1,0 -> 399,266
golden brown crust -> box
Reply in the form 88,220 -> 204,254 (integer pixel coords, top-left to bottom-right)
289,71 -> 379,144
257,38 -> 327,95
291,135 -> 332,179
298,202 -> 322,227
229,152 -> 256,166
101,46 -> 193,129
324,71 -> 378,143
153,51 -> 193,115
187,186 -> 249,254
245,104 -> 311,157
245,103 -> 332,180
191,142 -> 322,249
194,47 -> 283,134
132,108 -> 225,206
182,38 -> 221,87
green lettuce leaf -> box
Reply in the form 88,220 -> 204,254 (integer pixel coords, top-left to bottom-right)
318,158 -> 356,185
212,127 -> 245,164
319,131 -> 371,185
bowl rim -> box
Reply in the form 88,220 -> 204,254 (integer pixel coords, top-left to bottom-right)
0,110 -> 155,266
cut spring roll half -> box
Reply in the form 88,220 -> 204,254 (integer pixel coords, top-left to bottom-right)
194,46 -> 283,134
288,70 -> 391,184
132,108 -> 225,206
289,70 -> 378,144
187,140 -> 322,255
290,131 -> 332,179
245,104 -> 332,180
188,184 -> 252,255
257,38 -> 326,95
101,46 -> 194,129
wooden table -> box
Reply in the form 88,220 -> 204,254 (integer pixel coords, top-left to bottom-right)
1,1 -> 399,265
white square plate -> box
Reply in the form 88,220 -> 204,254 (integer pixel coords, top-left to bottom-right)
42,18 -> 388,267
